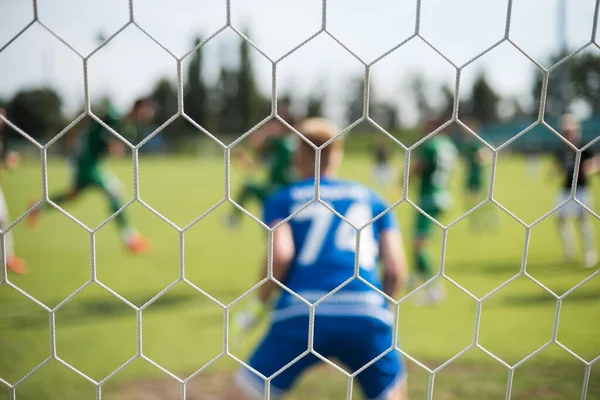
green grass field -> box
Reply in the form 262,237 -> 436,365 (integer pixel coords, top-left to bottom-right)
1,152 -> 599,400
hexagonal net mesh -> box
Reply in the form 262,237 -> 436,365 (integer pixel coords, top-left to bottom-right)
1,0 -> 600,399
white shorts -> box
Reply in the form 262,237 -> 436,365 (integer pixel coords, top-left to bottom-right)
556,188 -> 592,219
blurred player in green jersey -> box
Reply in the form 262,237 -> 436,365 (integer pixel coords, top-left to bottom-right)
460,117 -> 495,232
226,104 -> 297,227
0,106 -> 27,274
411,117 -> 458,305
28,98 -> 155,254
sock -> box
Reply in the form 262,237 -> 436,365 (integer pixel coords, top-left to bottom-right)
107,192 -> 136,244
579,217 -> 595,255
558,218 -> 575,258
234,185 -> 252,217
487,206 -> 500,230
415,249 -> 434,280
120,227 -> 137,244
100,175 -> 136,245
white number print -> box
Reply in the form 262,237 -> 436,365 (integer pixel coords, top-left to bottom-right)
294,202 -> 379,270
335,203 -> 379,270
294,204 -> 333,265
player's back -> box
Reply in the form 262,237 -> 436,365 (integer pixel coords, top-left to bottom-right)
463,140 -> 480,169
264,177 -> 397,323
77,105 -> 121,164
418,135 -> 458,204
463,140 -> 483,182
265,134 -> 297,185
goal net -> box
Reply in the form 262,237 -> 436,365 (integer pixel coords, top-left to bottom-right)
1,0 -> 599,399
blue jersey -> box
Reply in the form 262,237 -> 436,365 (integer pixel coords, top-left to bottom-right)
263,177 -> 399,324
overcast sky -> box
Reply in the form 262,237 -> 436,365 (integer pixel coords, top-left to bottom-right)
0,0 -> 598,127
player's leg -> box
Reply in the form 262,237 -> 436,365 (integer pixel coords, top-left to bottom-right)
27,165 -> 88,228
227,182 -> 268,227
0,185 -> 26,274
230,318 -> 318,399
576,189 -> 597,267
413,208 -> 444,304
334,316 -> 408,400
556,190 -> 576,262
93,169 -> 148,253
464,184 -> 481,232
413,209 -> 437,280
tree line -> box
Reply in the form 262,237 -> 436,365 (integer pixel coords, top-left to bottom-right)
1,35 -> 600,147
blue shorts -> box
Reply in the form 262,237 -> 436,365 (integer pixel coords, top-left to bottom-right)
236,314 -> 406,399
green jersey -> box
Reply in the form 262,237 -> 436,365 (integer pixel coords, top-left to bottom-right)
264,134 -> 297,187
76,105 -> 121,170
463,140 -> 484,189
417,135 -> 457,210
76,105 -> 141,170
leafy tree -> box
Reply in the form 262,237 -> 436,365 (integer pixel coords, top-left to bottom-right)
152,77 -> 178,127
409,73 -> 432,122
440,83 -> 455,118
468,71 -> 500,124
184,36 -> 208,127
307,92 -> 325,118
237,32 -> 255,132
5,88 -> 65,141
215,66 -> 241,134
570,52 -> 600,114
374,102 -> 400,131
345,76 -> 364,125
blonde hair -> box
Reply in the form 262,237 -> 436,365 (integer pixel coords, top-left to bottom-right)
296,118 -> 342,170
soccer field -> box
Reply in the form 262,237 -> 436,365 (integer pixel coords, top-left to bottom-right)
1,153 -> 599,400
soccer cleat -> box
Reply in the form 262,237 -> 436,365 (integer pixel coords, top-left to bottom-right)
26,201 -> 40,229
584,251 -> 598,268
6,255 -> 27,274
406,275 -> 420,290
234,297 -> 267,333
413,284 -> 445,307
126,235 -> 150,254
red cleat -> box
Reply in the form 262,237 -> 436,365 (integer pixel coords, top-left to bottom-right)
126,235 -> 150,254
26,201 -> 40,229
6,255 -> 27,274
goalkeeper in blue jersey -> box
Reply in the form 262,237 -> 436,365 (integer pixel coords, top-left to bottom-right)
229,118 -> 409,400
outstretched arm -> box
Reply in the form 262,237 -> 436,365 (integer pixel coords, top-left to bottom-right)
234,221 -> 294,333
584,154 -> 600,177
379,229 -> 407,298
257,222 -> 295,303
108,139 -> 126,157
476,147 -> 493,166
